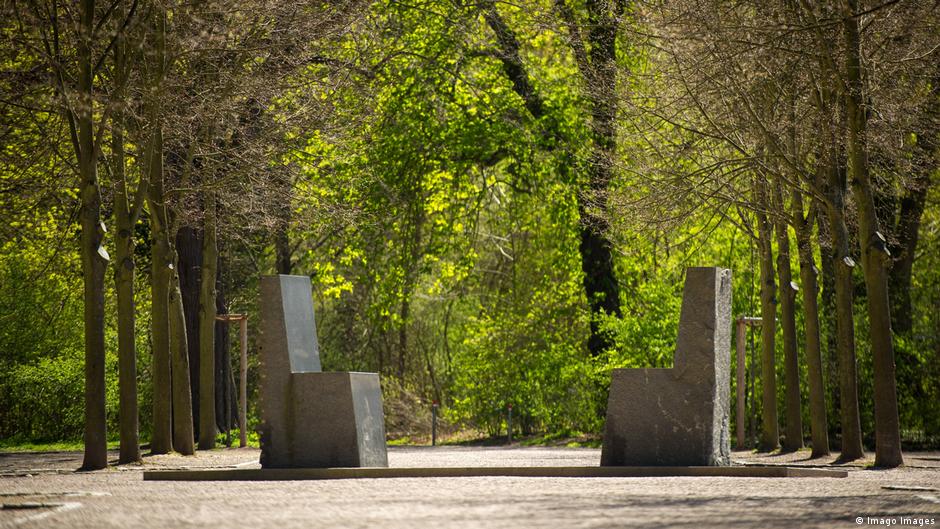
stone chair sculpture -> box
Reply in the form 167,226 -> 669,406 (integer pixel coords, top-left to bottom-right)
601,267 -> 732,466
259,275 -> 388,468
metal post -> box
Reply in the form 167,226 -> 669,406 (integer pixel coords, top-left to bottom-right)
431,401 -> 438,446
239,316 -> 248,448
507,403 -> 513,444
736,318 -> 747,450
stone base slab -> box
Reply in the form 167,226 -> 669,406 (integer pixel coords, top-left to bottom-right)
144,465 -> 847,481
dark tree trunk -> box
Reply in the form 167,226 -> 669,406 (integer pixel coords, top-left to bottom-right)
773,183 -> 803,452
755,179 -> 779,452
574,0 -> 623,356
78,0 -> 107,471
214,259 -> 231,435
793,194 -> 830,457
578,219 -> 621,356
111,10 -> 142,463
816,204 -> 841,440
112,100 -> 141,465
198,193 -> 218,450
481,0 -> 624,356
156,140 -> 198,457
275,223 -> 292,275
842,1 -> 903,468
825,151 -> 865,462
176,225 -> 202,436
398,299 -> 409,380
148,127 -> 173,455
146,4 -> 173,457
888,74 -> 935,335
888,186 -> 927,335
149,149 -> 195,456
168,243 -> 195,455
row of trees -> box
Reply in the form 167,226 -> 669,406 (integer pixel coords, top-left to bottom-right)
1,0 -> 937,468
620,0 -> 937,467
4,0 -> 367,468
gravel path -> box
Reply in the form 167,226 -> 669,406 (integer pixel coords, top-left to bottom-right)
1,447 -> 938,528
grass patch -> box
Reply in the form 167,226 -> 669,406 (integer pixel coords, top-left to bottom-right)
436,430 -> 602,448
0,439 -> 120,452
520,431 -> 602,448
213,429 -> 261,448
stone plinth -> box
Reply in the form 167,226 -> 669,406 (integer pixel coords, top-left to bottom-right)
601,267 -> 732,466
259,275 -> 388,468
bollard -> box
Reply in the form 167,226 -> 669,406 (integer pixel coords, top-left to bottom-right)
432,401 -> 439,446
507,403 -> 513,444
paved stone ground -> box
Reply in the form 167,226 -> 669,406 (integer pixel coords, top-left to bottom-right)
1,446 -> 938,528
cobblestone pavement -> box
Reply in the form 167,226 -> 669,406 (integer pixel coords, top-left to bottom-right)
1,446 -> 938,528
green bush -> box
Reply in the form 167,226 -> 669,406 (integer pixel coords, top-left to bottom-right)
1,353 -> 85,441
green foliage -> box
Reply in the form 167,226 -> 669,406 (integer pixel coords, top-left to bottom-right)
893,175 -> 940,443
2,353 -> 86,441
0,211 -> 128,443
599,279 -> 683,370
0,214 -> 83,366
448,270 -> 597,435
0,215 -> 84,441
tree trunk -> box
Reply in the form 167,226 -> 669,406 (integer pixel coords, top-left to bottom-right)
176,225 -> 202,436
576,0 -> 623,356
888,184 -> 927,335
275,223 -> 292,274
146,2 -> 173,457
842,0 -> 903,467
198,193 -> 218,449
159,151 -> 197,456
773,183 -> 803,452
888,66 -> 940,334
578,219 -> 621,356
169,240 -> 195,455
755,179 -> 779,452
816,204 -> 841,440
78,0 -> 107,471
147,133 -> 194,457
111,43 -> 140,463
398,213 -> 423,380
398,298 -> 409,380
148,127 -> 173,455
114,160 -> 140,465
792,193 -> 830,457
888,75 -> 935,335
825,158 -> 865,461
110,3 -> 141,463
481,0 -> 623,356
214,261 -> 232,435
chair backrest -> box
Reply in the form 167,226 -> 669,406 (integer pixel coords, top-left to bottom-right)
673,267 -> 732,382
260,274 -> 322,374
